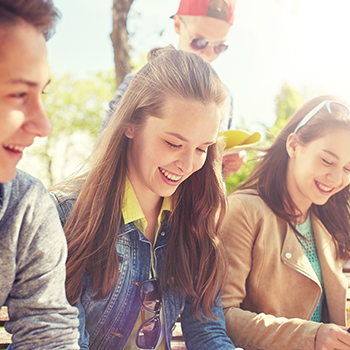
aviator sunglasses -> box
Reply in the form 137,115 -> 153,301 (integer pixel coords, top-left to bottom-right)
294,100 -> 350,133
179,16 -> 229,54
132,278 -> 162,349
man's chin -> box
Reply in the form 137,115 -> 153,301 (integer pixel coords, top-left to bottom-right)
0,167 -> 17,183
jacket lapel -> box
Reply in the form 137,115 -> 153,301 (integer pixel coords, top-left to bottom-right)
312,213 -> 347,325
281,223 -> 319,284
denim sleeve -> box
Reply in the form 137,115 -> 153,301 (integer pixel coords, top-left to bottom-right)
226,87 -> 234,130
181,294 -> 237,350
219,84 -> 234,132
75,299 -> 90,350
99,72 -> 135,133
50,192 -> 89,349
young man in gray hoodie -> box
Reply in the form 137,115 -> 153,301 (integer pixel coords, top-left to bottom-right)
0,0 -> 79,348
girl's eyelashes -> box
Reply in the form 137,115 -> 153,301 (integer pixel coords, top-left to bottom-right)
321,157 -> 333,165
321,156 -> 350,173
165,140 -> 208,153
166,141 -> 181,149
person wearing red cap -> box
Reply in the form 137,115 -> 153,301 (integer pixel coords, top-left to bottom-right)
100,0 -> 245,179
172,0 -> 235,63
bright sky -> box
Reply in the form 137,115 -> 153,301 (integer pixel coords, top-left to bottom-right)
47,0 -> 350,131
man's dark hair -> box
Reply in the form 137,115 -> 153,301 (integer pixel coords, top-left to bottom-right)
0,0 -> 60,40
207,0 -> 229,22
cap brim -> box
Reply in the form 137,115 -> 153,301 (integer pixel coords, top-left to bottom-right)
219,129 -> 261,151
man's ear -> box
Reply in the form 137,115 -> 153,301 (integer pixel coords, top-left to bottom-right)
286,133 -> 300,158
124,126 -> 135,139
173,15 -> 181,35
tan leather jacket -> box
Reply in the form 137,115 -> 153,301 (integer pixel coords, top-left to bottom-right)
221,190 -> 347,350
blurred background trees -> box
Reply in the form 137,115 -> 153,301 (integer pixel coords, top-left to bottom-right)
20,71 -> 116,186
111,0 -> 134,86
225,82 -> 304,194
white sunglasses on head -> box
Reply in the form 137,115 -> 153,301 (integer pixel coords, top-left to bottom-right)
294,100 -> 350,133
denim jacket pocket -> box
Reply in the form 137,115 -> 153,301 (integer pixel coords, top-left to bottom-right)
82,243 -> 132,345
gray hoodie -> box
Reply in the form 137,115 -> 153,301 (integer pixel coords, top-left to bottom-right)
0,170 -> 79,349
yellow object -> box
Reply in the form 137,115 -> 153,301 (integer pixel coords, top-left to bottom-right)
219,129 -> 261,152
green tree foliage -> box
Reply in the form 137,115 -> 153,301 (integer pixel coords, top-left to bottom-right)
22,71 -> 116,186
225,150 -> 258,195
225,82 -> 304,194
268,81 -> 304,140
130,51 -> 148,72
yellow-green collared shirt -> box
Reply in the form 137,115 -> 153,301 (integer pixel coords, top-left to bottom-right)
122,177 -> 172,243
122,177 -> 171,350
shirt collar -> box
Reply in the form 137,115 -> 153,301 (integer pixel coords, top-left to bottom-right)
122,177 -> 172,226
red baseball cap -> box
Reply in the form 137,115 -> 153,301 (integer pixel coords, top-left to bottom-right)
172,0 -> 236,25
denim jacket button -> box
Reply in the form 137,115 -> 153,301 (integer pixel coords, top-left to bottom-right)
161,232 -> 166,236
110,331 -> 123,338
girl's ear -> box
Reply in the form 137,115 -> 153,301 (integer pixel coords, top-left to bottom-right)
286,133 -> 300,158
124,126 -> 135,139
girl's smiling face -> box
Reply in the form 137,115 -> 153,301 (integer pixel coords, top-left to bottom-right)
286,126 -> 350,218
124,96 -> 221,206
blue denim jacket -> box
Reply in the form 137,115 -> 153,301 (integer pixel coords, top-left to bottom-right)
54,193 -> 237,350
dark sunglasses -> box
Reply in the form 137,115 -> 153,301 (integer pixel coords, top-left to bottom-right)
190,37 -> 229,54
132,278 -> 162,349
179,16 -> 229,55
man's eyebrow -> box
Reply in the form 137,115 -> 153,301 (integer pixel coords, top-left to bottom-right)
192,31 -> 227,43
165,132 -> 215,145
9,78 -> 51,87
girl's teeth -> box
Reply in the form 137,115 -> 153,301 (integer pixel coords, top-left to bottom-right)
316,181 -> 332,192
160,168 -> 181,182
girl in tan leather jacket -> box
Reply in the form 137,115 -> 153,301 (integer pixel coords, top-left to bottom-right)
221,96 -> 350,350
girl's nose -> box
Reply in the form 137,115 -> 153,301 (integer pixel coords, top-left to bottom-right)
175,151 -> 194,174
327,169 -> 343,186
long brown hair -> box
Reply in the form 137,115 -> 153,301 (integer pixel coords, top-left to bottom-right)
55,46 -> 227,317
240,95 -> 350,259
